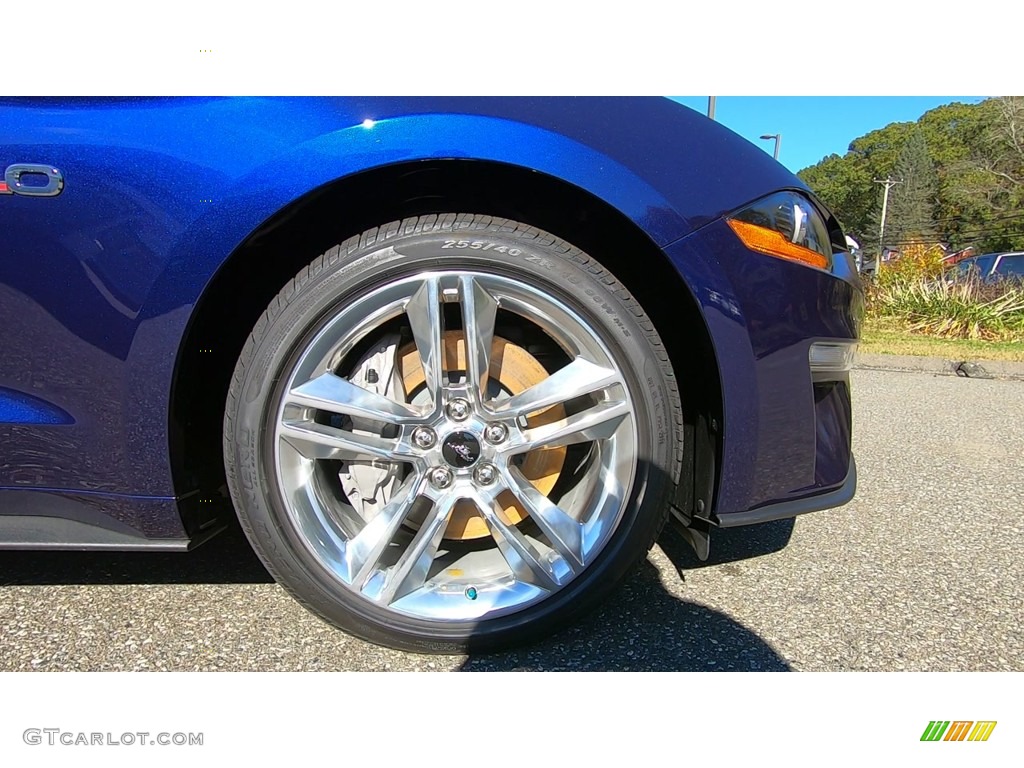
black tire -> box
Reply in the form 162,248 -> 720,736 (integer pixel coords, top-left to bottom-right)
224,213 -> 683,653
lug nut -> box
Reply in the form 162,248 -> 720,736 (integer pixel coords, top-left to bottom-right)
473,463 -> 498,486
446,398 -> 471,422
412,426 -> 436,449
484,423 -> 508,445
429,466 -> 454,489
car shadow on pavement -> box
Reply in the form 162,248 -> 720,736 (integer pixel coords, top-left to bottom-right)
659,517 -> 796,572
0,522 -> 275,586
458,524 -> 794,672
0,515 -> 794,672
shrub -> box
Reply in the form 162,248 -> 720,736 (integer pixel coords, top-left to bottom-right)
867,271 -> 1024,341
875,243 -> 947,287
866,242 -> 1024,341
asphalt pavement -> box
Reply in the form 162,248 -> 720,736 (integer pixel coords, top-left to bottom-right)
1,366 -> 1021,671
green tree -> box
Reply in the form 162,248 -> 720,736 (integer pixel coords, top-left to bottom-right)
917,101 -> 988,249
799,120 -> 918,245
798,152 -> 872,240
945,97 -> 1024,251
883,128 -> 937,248
799,97 -> 1024,254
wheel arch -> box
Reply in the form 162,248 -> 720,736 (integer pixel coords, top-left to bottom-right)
168,159 -> 723,541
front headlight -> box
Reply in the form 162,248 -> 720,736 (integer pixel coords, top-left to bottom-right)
726,191 -> 833,270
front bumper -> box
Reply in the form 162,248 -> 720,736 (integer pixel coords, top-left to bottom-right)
715,456 -> 856,527
663,218 -> 863,522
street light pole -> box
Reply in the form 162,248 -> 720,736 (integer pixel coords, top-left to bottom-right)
759,133 -> 781,160
707,97 -> 716,120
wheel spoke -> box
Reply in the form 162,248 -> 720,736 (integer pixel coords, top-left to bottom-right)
279,419 -> 408,461
512,399 -> 630,453
287,372 -> 423,422
459,275 -> 498,402
582,463 -> 627,552
502,465 -> 585,567
406,277 -> 444,405
270,267 -> 640,625
488,358 -> 621,419
341,472 -> 425,586
375,493 -> 457,604
470,490 -> 572,590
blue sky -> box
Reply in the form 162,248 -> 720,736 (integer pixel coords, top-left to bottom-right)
669,97 -> 986,174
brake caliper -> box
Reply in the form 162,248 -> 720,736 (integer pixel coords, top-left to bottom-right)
337,334 -> 404,522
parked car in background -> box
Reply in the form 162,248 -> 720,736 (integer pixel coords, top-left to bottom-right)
0,97 -> 862,652
941,246 -> 976,268
953,251 -> 1024,282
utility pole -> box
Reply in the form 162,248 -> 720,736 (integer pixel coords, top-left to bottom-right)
873,176 -> 902,274
707,97 -> 716,120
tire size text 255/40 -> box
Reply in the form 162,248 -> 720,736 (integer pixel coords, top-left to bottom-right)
442,240 -> 522,255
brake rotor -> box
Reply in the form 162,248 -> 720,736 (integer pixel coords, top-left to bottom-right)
398,331 -> 566,540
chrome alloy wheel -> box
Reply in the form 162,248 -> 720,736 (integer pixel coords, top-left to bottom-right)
272,271 -> 638,622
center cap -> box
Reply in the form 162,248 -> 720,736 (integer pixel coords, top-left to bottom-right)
442,431 -> 481,468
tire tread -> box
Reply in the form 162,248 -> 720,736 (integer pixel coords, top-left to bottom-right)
224,214 -> 684,652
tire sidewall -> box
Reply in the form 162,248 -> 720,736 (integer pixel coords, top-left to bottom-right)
226,221 -> 678,653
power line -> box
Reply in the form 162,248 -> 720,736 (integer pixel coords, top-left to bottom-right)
878,228 -> 1023,244
851,213 -> 1024,242
927,210 -> 1024,226
878,232 -> 1024,248
834,207 -> 1024,235
890,220 -> 1024,241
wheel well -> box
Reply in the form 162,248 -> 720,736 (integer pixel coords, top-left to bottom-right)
169,159 -> 722,535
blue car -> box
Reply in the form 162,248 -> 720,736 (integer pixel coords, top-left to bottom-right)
0,97 -> 862,651
953,252 -> 1024,282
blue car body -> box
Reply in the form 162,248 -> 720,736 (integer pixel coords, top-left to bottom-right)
0,97 -> 861,551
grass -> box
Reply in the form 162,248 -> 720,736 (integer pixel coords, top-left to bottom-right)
868,275 -> 1024,341
857,245 -> 1024,361
861,316 -> 1024,362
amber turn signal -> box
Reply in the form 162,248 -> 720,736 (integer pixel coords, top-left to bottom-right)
727,219 -> 830,270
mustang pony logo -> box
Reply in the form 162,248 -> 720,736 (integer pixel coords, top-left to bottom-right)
0,164 -> 64,197
441,432 -> 481,468
450,443 -> 474,462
